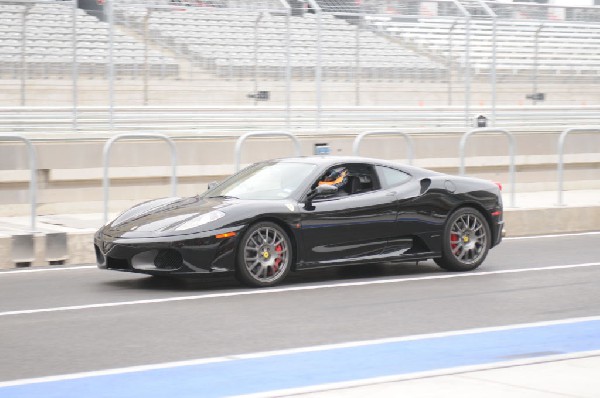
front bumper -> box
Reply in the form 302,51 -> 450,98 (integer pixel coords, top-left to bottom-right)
94,228 -> 242,275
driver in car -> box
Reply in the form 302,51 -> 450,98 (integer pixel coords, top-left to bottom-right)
318,167 -> 349,195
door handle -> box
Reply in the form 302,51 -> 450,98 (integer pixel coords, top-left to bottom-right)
385,191 -> 397,196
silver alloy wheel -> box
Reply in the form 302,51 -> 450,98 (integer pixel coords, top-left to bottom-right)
449,213 -> 488,265
243,226 -> 289,283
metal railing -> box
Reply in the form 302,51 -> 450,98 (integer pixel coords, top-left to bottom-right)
0,134 -> 37,231
3,106 -> 600,134
556,127 -> 600,206
234,131 -> 301,172
352,131 -> 414,165
459,128 -> 516,207
102,133 -> 178,223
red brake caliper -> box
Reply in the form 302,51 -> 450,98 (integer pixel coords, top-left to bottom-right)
450,233 -> 459,252
273,245 -> 283,272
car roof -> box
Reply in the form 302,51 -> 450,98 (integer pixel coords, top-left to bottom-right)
275,156 -> 441,178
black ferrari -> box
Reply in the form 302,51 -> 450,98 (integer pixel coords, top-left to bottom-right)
94,156 -> 503,287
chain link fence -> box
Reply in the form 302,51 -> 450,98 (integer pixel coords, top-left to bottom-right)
1,0 -> 599,129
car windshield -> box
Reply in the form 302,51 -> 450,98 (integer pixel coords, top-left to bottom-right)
203,161 -> 317,200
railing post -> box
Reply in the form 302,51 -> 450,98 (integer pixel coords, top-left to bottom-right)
352,131 -> 414,165
557,127 -> 600,206
234,131 -> 302,172
0,134 -> 38,232
103,133 -> 178,224
459,128 -> 516,207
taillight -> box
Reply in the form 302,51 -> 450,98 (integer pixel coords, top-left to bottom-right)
494,182 -> 503,191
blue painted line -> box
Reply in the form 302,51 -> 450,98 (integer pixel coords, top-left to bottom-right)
1,320 -> 600,398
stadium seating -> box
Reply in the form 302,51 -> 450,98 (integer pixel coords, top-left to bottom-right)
0,2 -> 178,79
117,6 -> 445,80
373,17 -> 600,79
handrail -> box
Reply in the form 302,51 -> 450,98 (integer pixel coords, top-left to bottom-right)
103,133 -> 178,224
459,128 -> 516,207
0,134 -> 37,231
352,130 -> 414,165
234,131 -> 301,172
557,127 -> 600,206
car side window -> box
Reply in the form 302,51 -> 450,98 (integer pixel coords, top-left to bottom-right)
313,163 -> 381,199
376,166 -> 411,189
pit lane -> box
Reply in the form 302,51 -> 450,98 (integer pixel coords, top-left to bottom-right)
0,232 -> 598,387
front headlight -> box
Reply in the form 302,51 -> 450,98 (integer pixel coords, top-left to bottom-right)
174,210 -> 226,231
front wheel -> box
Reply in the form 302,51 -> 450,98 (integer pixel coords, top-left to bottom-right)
434,207 -> 491,272
236,222 -> 292,287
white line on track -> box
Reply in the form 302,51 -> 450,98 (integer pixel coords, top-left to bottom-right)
0,265 -> 96,275
1,315 -> 599,389
0,262 -> 599,318
504,231 -> 600,241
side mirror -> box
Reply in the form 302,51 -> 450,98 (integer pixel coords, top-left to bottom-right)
306,184 -> 338,202
207,181 -> 219,190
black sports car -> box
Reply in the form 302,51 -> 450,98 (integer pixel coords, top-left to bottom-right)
95,156 -> 503,287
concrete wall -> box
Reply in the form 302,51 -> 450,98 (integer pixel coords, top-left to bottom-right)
0,129 -> 598,216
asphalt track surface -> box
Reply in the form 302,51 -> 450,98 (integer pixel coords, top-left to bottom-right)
0,232 -> 599,395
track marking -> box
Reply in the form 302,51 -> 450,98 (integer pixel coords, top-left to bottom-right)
504,231 -> 600,241
238,350 -> 600,398
0,316 -> 599,389
0,262 -> 599,318
0,265 -> 95,275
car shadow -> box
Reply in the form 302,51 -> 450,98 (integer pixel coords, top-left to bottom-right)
102,260 -> 444,291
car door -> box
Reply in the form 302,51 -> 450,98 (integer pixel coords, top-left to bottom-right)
298,163 -> 399,266
375,165 -> 446,255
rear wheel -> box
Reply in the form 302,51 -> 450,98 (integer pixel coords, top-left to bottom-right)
236,222 -> 292,287
434,207 -> 491,272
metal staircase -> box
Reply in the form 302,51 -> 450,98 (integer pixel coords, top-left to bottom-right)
455,0 -> 494,19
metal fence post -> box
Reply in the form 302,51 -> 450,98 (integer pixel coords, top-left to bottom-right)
234,131 -> 302,172
72,0 -> 78,131
102,134 -> 178,224
556,127 -> 600,206
532,23 -> 545,105
0,134 -> 38,231
284,4 -> 291,129
307,0 -> 323,130
352,131 -> 414,165
459,128 -> 516,207
451,1 -> 471,128
107,0 -> 115,130
475,0 -> 498,126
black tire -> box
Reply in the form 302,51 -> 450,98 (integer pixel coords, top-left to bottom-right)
434,207 -> 491,272
235,221 -> 292,287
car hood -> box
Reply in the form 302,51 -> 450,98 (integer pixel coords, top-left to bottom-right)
103,195 -> 239,238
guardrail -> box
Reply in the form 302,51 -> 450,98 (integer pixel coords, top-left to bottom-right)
102,133 -> 178,224
459,128 -> 516,207
0,134 -> 37,231
2,106 -> 600,133
557,127 -> 600,206
352,130 -> 414,165
234,131 -> 302,172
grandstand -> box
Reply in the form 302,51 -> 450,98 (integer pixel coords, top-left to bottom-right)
0,1 -> 178,79
1,0 -> 599,110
